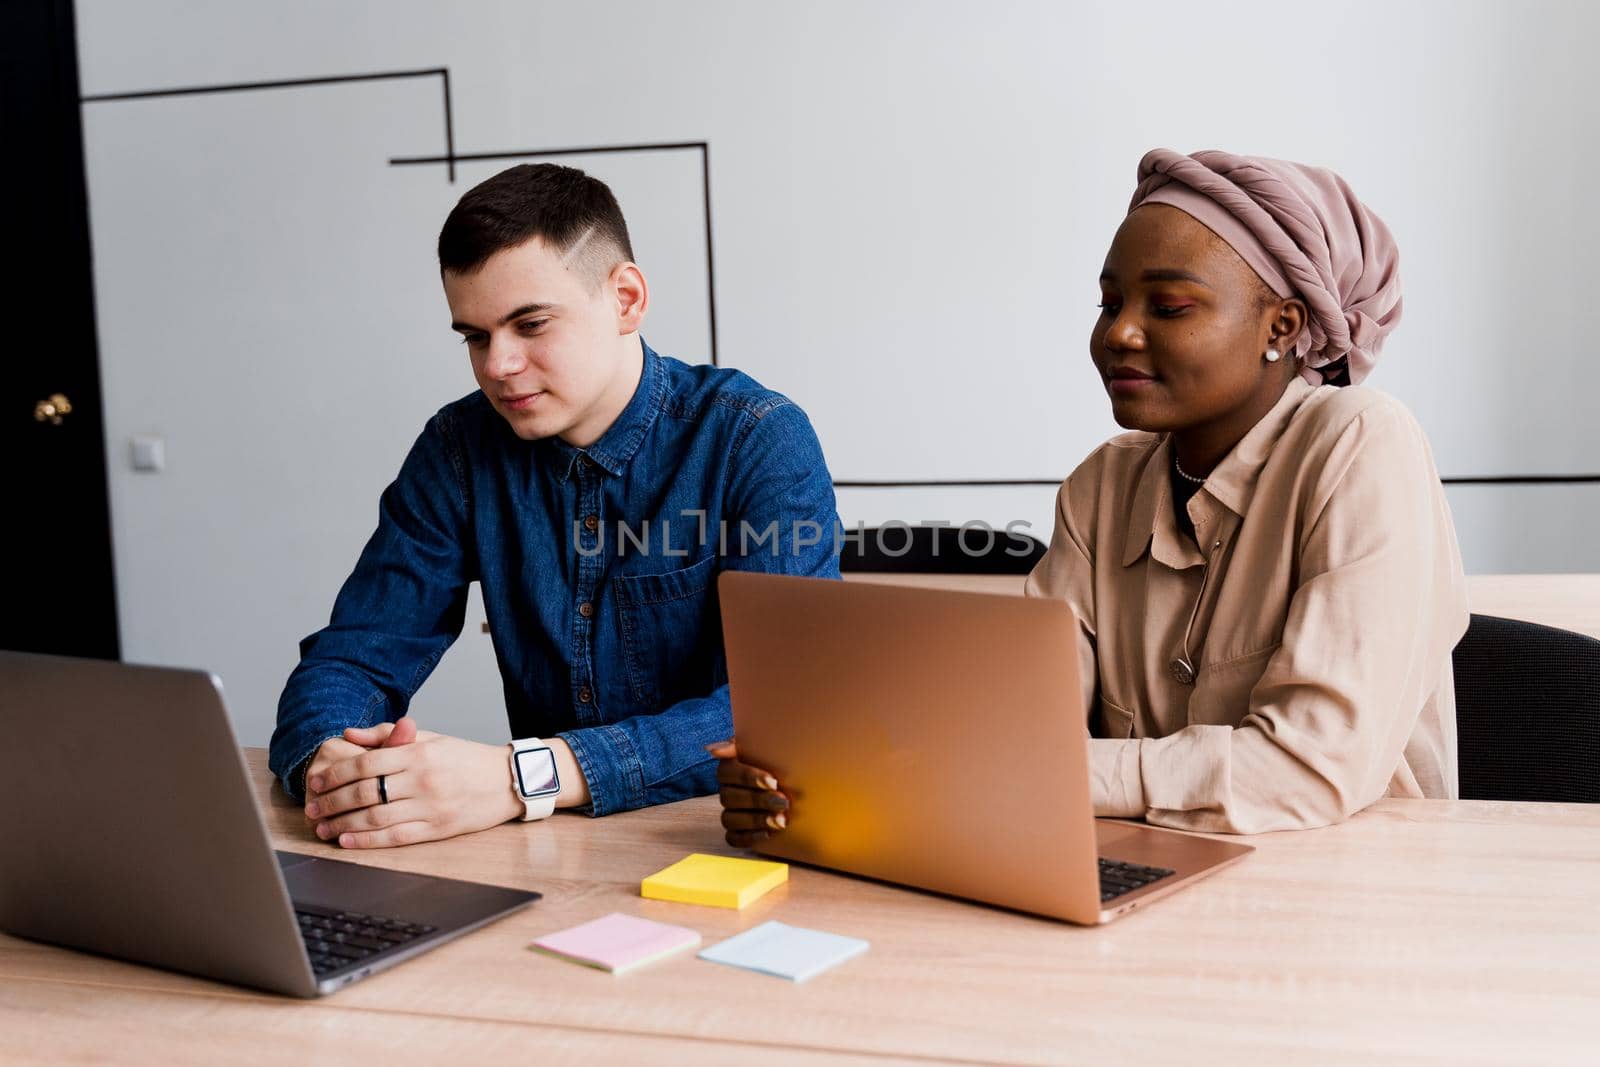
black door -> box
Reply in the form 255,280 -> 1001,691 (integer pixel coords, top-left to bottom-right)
1,0 -> 119,658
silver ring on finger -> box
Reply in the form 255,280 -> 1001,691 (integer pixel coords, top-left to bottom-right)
378,774 -> 389,805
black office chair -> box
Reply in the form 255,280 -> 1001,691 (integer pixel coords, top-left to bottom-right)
838,523 -> 1047,575
1452,613 -> 1600,803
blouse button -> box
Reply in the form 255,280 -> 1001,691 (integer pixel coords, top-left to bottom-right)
578,601 -> 594,618
1168,659 -> 1196,686
578,687 -> 593,704
583,515 -> 599,532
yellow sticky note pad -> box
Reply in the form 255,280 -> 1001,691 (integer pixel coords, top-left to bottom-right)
640,853 -> 788,909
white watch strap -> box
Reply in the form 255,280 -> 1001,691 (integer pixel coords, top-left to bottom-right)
508,737 -> 558,821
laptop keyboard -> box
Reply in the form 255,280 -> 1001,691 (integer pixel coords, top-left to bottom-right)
295,903 -> 438,976
1099,858 -> 1175,903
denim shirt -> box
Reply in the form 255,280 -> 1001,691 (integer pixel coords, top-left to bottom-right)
269,343 -> 840,814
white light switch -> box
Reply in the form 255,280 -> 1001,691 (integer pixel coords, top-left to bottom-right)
130,435 -> 165,472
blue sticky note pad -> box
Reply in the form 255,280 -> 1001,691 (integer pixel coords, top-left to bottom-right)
698,920 -> 869,982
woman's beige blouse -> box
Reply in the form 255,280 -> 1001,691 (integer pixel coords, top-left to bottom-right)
1025,378 -> 1469,833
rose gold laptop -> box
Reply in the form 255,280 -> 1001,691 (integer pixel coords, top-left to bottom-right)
718,572 -> 1252,925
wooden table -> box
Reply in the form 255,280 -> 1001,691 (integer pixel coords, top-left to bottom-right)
3,751 -> 1597,1065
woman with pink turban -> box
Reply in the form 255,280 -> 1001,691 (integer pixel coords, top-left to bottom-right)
713,148 -> 1469,843
1014,148 -> 1467,833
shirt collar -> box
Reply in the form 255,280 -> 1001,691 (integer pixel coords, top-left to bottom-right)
545,340 -> 665,483
1201,375 -> 1313,516
1121,435 -> 1206,570
1120,376 -> 1315,568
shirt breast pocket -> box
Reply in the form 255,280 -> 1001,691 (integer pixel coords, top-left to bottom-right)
613,554 -> 720,707
1096,697 -> 1135,739
1187,644 -> 1281,727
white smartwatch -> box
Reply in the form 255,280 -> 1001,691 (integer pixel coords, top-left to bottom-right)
508,737 -> 561,821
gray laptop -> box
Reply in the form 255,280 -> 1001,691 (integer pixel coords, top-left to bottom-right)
0,651 -> 539,997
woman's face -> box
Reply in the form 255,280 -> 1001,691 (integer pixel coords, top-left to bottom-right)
1092,204 -> 1301,438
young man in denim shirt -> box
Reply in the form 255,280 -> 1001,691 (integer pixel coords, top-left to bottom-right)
270,164 -> 838,847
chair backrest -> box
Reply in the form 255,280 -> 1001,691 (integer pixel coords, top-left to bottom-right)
838,524 -> 1047,576
1452,613 -> 1600,803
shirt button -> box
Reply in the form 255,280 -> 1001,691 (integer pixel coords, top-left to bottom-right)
578,687 -> 593,704
583,515 -> 599,532
1169,659 -> 1196,686
578,601 -> 594,618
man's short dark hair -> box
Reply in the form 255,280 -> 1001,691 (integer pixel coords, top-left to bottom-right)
437,163 -> 634,286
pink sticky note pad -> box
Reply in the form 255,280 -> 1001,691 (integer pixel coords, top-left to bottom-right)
531,912 -> 701,974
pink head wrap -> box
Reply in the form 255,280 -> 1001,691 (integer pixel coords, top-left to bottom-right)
1129,149 -> 1402,386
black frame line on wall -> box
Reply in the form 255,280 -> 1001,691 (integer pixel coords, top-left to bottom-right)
81,67 -> 457,181
82,70 -> 721,366
390,142 -> 720,368
833,474 -> 1600,489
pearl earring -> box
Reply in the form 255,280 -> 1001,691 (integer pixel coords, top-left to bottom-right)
1264,349 -> 1281,363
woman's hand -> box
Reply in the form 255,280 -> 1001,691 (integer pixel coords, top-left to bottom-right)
707,740 -> 789,848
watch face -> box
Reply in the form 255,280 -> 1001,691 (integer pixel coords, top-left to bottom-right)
514,747 -> 560,798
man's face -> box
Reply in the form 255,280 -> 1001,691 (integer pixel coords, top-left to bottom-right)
444,236 -> 631,444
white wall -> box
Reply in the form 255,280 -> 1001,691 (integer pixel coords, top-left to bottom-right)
75,0 -> 1600,746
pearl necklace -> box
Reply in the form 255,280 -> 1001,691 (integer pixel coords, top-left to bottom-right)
1173,454 -> 1207,484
